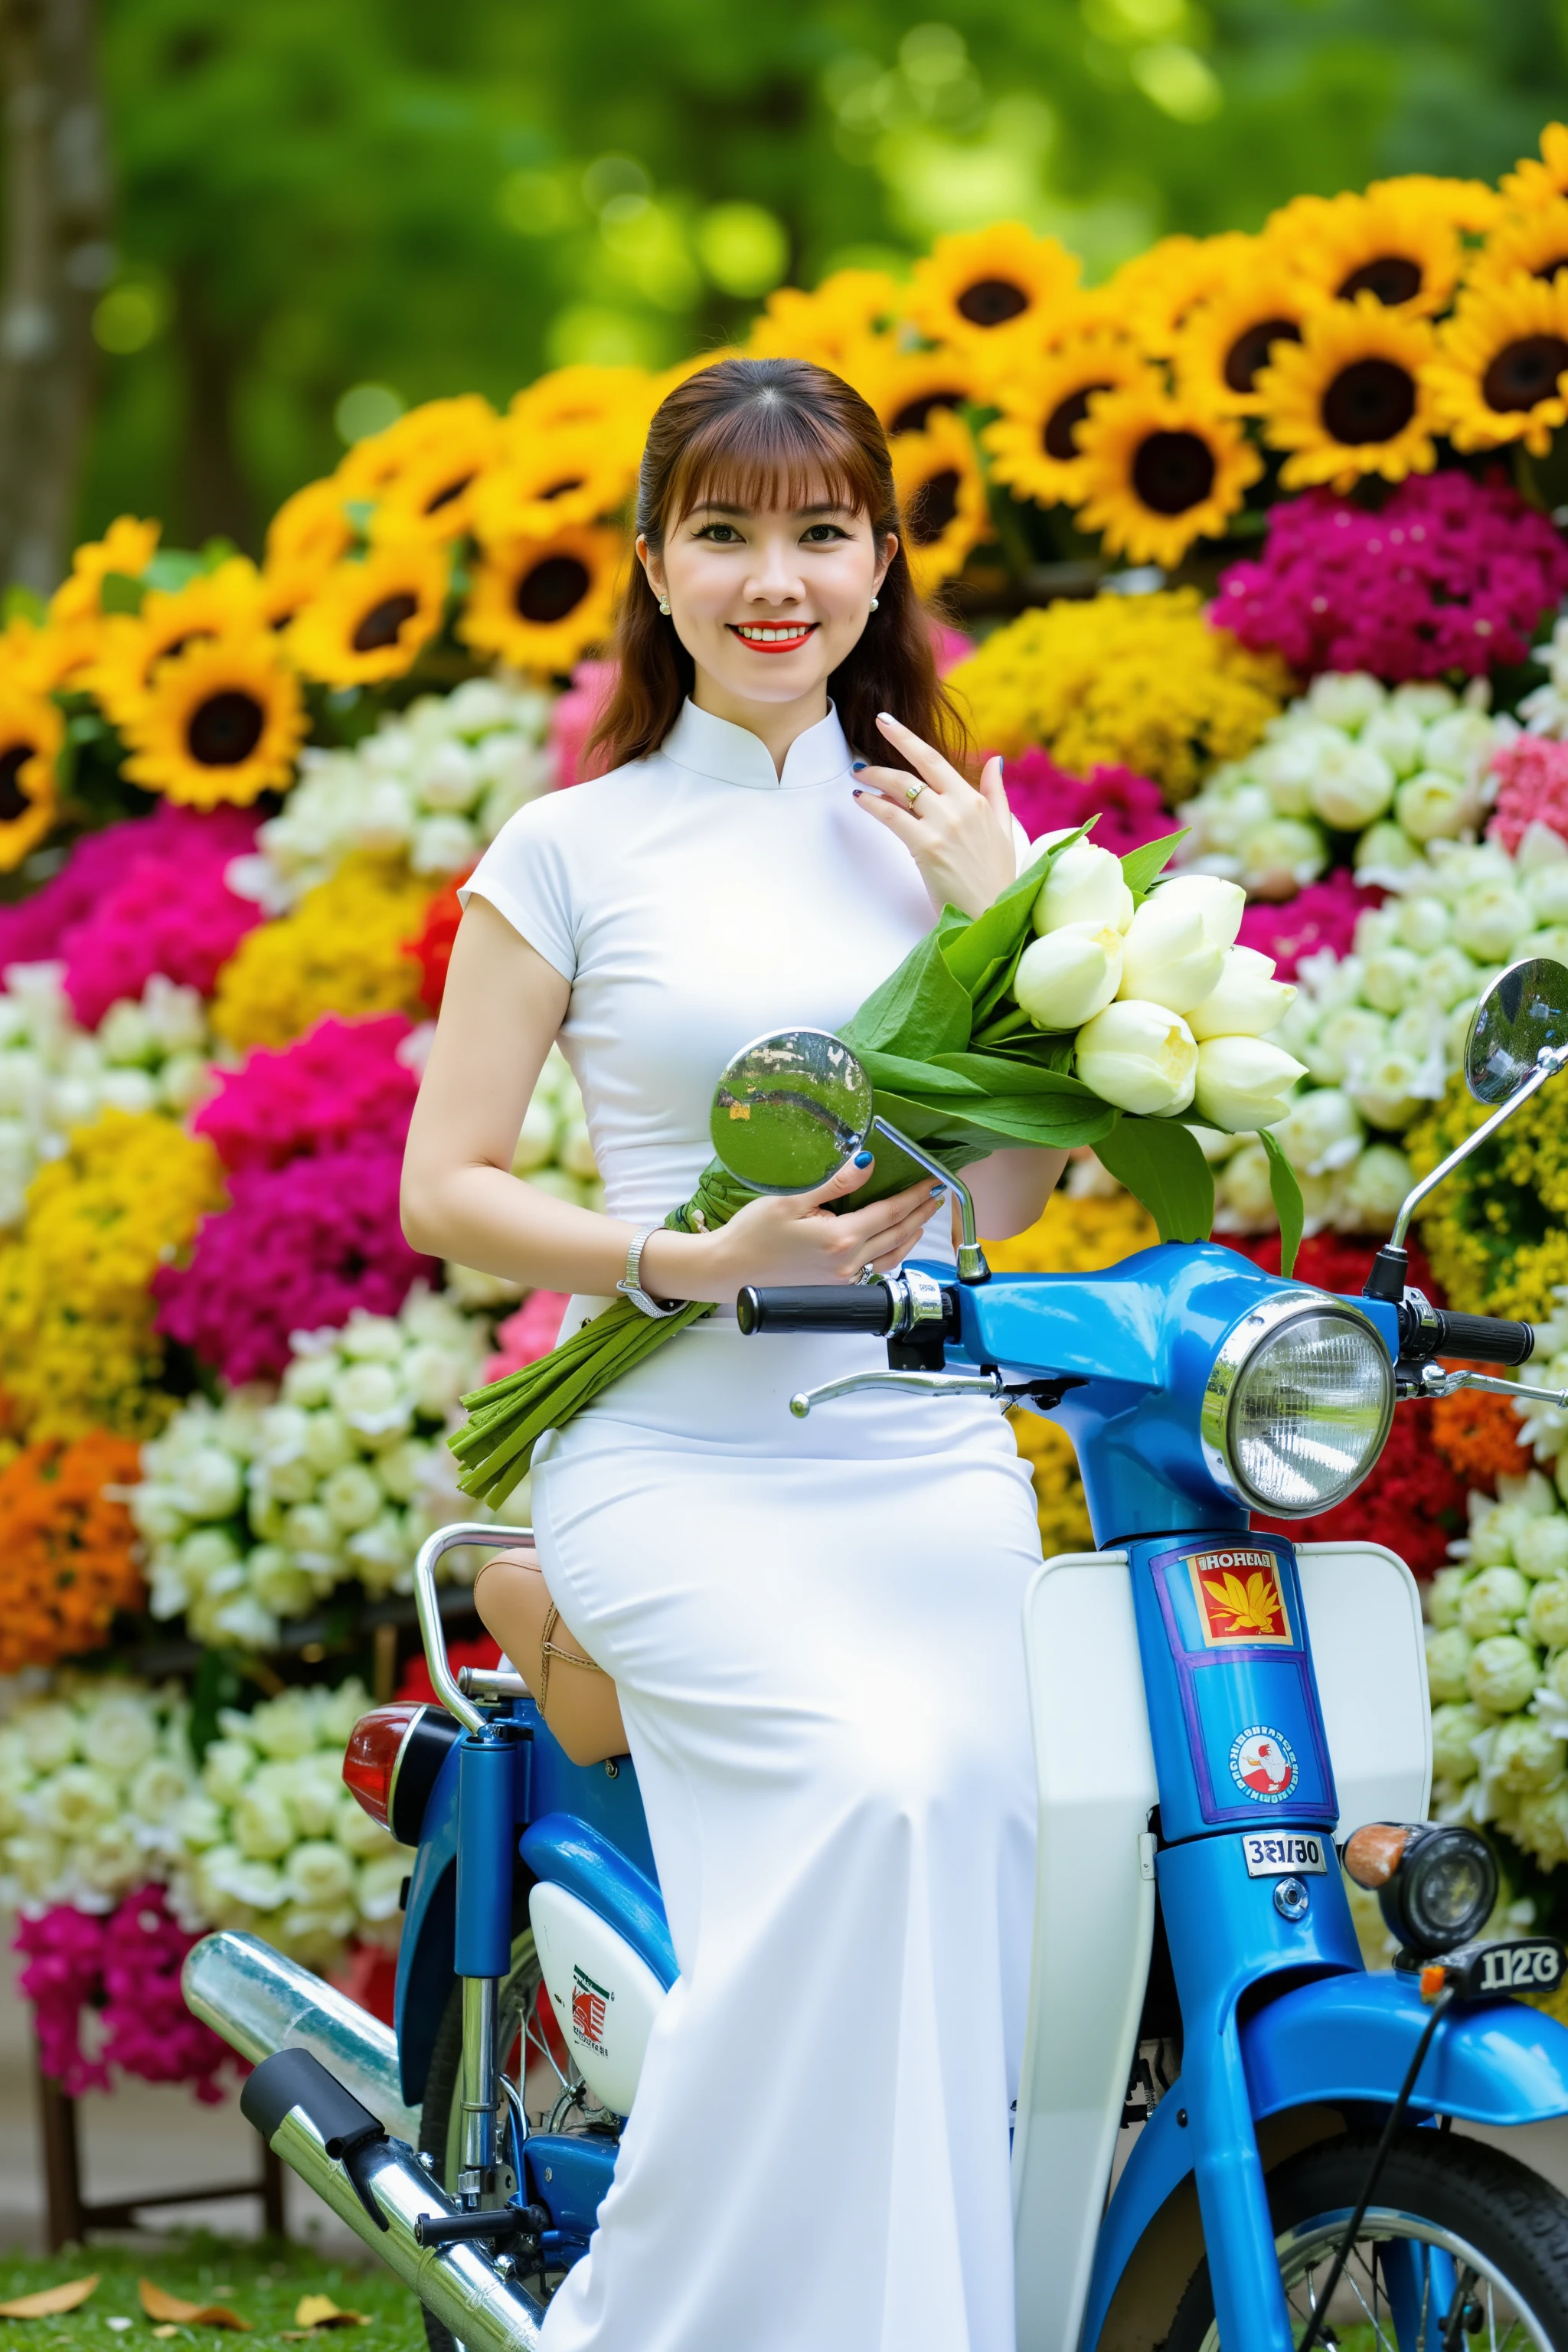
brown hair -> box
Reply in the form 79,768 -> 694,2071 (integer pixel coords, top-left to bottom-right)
589,356 -> 966,776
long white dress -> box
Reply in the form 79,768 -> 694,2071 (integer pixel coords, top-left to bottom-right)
461,700 -> 1042,2352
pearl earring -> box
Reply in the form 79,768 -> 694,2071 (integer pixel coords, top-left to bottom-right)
658,595 -> 671,616
869,596 -> 879,611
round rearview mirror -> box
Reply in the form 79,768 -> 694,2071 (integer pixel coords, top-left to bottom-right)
1465,956 -> 1568,1106
710,1028 -> 873,1194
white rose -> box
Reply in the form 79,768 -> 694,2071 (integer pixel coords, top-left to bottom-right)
1185,947 -> 1295,1043
302,1410 -> 355,1476
129,1756 -> 191,1824
1354,820 -> 1426,884
345,1511 -> 411,1595
176,1446 -> 246,1521
98,1067 -> 157,1116
357,1853 -> 413,1922
1395,896 -> 1452,953
178,1527 -> 244,1591
1360,704 -> 1426,777
1030,835 -> 1135,936
318,1678 -> 371,1747
1423,707 -> 1497,782
1526,864 -> 1568,926
142,974 -> 207,1055
1117,898 -> 1227,1015
1396,770 -> 1472,843
339,1312 -> 404,1364
1305,671 -> 1385,730
1192,1036 -> 1306,1133
373,1436 -> 429,1504
250,1690 -> 322,1760
1423,947 -> 1482,1011
1075,1000 -> 1198,1116
338,1793 -> 397,1857
287,1755 -> 346,1839
1391,681 -> 1458,722
98,999 -> 157,1066
282,1502 -> 341,1568
1013,924 -> 1124,1030
284,1838 -> 358,1909
81,1696 -> 158,1776
247,1546 -> 316,1618
1517,1517 -> 1568,1582
204,1849 -> 287,1913
1358,947 -> 1423,1015
410,813 -> 480,876
322,1462 -> 385,1533
38,1763 -> 119,1836
178,1792 -> 227,1850
1272,1086 -> 1364,1178
1237,818 -> 1326,896
233,1783 -> 299,1860
281,1353 -> 338,1410
77,1822 -> 146,1897
1346,1051 -> 1426,1132
18,1702 -> 79,1772
1452,882 -> 1532,964
201,1736 -> 257,1805
7,1831 -> 65,1900
417,738 -> 482,812
332,1361 -> 412,1438
402,1342 -> 470,1421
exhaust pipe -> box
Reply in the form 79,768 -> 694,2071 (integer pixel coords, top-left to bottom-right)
181,1930 -> 421,2140
242,2048 -> 546,2352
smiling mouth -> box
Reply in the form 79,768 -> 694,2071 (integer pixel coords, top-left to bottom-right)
728,622 -> 818,653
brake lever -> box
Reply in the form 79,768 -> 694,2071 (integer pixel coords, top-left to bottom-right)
1405,1363 -> 1568,1409
789,1368 -> 1005,1419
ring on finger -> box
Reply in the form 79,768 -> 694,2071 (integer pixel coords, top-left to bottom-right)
905,779 -> 926,808
854,1262 -> 878,1285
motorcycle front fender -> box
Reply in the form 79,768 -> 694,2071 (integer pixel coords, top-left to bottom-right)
1079,1972 -> 1568,2352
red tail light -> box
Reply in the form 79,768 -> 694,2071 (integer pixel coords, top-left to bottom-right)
343,1704 -> 426,1830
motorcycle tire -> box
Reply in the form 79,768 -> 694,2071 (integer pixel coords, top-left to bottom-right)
1164,2126 -> 1568,2350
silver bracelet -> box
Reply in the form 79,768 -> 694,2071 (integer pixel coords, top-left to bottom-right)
616,1224 -> 684,1319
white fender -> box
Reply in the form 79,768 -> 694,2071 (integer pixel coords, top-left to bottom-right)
528,1881 -> 668,2118
1296,1540 -> 1432,1834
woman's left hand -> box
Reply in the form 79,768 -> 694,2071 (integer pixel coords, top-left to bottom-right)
851,712 -> 1017,920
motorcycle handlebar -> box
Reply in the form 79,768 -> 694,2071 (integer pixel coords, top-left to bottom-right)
737,1285 -> 897,1336
1397,1303 -> 1536,1367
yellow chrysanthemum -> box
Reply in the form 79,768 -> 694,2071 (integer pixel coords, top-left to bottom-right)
459,525 -> 622,675
265,477 -> 358,577
945,586 -> 1291,792
1427,272 -> 1568,456
1073,387 -> 1262,570
470,426 -> 637,542
1501,124 -> 1568,211
335,394 -> 499,502
367,401 -> 505,545
1254,294 -> 1439,492
1103,232 -> 1259,356
1264,185 -> 1460,318
0,681 -> 62,871
1408,1073 -> 1568,1325
211,854 -> 431,1052
1467,198 -> 1568,296
88,559 -> 266,731
746,270 -> 905,367
890,409 -> 992,598
905,224 -> 1080,359
1173,261 -> 1315,415
983,340 -> 1157,512
47,517 -> 160,626
118,632 -> 307,808
288,543 -> 449,687
841,340 -> 985,440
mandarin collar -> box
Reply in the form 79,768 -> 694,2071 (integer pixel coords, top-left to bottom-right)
659,699 -> 854,792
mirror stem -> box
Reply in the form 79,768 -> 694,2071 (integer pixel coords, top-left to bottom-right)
870,1116 -> 989,1284
1388,1044 -> 1568,1253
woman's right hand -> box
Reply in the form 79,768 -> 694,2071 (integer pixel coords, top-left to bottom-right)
644,1157 -> 947,1303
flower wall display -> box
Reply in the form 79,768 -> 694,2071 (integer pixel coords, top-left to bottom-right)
15,1885 -> 239,2101
0,1678 -> 198,1914
0,1431 -> 145,1672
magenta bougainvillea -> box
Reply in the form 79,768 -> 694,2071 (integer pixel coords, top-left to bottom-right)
1236,870 -> 1377,979
1001,750 -> 1173,854
1486,733 -> 1568,854
194,1013 -> 419,1172
15,1886 -> 238,2101
1214,473 -> 1568,683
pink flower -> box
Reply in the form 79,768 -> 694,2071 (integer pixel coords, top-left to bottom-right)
195,1014 -> 420,1173
1236,868 -> 1378,979
931,623 -> 975,676
1000,750 -> 1173,858
155,1147 -> 436,1382
1214,473 -> 1568,683
479,1291 -> 569,1384
549,659 -> 616,788
1486,734 -> 1568,854
14,1903 -> 109,2095
100,1886 -> 237,2102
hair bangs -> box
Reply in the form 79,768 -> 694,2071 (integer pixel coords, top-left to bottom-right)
661,394 -> 885,538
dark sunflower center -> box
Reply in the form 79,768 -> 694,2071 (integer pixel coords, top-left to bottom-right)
1533,256 -> 1568,283
956,277 -> 1029,328
541,475 -> 586,500
1130,430 -> 1217,516
1321,358 -> 1417,445
351,593 -> 420,653
1043,385 -> 1111,460
1482,335 -> 1568,412
889,390 -> 964,436
1224,318 -> 1302,393
186,690 -> 265,767
906,469 -> 961,544
0,744 -> 34,823
515,555 -> 590,623
424,471 -> 475,515
1338,256 -> 1423,306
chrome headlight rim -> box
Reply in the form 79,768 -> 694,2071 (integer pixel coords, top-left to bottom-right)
1200,1288 -> 1395,1521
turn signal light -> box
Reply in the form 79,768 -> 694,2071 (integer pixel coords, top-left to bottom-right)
342,1702 -> 459,1844
1344,1820 -> 1498,1958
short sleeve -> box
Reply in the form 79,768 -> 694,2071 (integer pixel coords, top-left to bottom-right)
459,799 -> 578,982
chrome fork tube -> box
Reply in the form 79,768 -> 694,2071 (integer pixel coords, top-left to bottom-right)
460,1976 -> 500,2202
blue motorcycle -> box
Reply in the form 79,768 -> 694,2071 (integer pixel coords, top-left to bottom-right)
186,954 -> 1568,2352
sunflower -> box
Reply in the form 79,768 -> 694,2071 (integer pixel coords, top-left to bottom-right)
1265,185 -> 1460,318
256,557 -> 330,635
0,681 -> 62,868
905,224 -> 1080,359
47,517 -> 160,625
264,477 -> 358,576
890,408 -> 992,599
119,633 -> 306,807
1427,273 -> 1568,457
6,612 -> 103,695
367,402 -> 505,545
1104,232 -> 1259,355
459,524 -> 622,675
1173,260 -> 1315,414
287,543 -> 449,687
1467,198 -> 1568,296
1254,295 -> 1439,492
747,270 -> 905,367
508,365 -> 655,456
88,558 -> 266,730
1501,125 -> 1568,210
1367,174 -> 1503,237
335,395 -> 499,502
982,336 -> 1158,509
842,340 -> 987,439
470,426 -> 637,542
1073,387 -> 1262,571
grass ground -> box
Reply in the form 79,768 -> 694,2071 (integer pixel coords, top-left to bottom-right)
0,2236 -> 424,2352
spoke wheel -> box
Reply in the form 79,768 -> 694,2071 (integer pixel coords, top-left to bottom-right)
1166,2130 -> 1568,2351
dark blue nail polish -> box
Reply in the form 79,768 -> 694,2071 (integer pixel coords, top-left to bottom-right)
929,1182 -> 946,1196
851,760 -> 867,771
851,788 -> 864,799
854,1150 -> 874,1168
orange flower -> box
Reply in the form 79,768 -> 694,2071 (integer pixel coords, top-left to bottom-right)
1429,1382 -> 1534,1489
0,1429 -> 145,1674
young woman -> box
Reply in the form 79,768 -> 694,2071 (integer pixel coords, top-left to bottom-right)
401,355 -> 1065,2352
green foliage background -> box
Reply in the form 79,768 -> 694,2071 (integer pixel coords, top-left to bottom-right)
79,0 -> 1568,552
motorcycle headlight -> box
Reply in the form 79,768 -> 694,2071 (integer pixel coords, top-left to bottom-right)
1344,1821 -> 1498,1958
1200,1292 -> 1394,1518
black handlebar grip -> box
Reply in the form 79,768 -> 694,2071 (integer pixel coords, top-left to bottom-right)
737,1285 -> 896,1337
1430,1309 -> 1535,1366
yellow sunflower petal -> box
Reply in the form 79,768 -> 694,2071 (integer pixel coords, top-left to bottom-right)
471,424 -> 637,542
47,517 -> 160,625
5,612 -> 102,695
335,394 -> 499,501
366,403 -> 505,546
1427,272 -> 1568,457
0,680 -> 62,870
87,559 -> 266,732
118,633 -> 307,808
746,270 -> 906,367
1172,258 -> 1315,416
1253,293 -> 1439,493
265,478 -> 358,577
287,543 -> 449,687
1501,124 -> 1568,211
1263,184 -> 1461,318
457,524 -> 622,676
905,224 -> 1080,358
1072,387 -> 1262,571
508,364 -> 655,442
982,336 -> 1160,508
1466,198 -> 1568,297
1367,173 -> 1504,237
889,408 -> 992,599
840,338 -> 987,439
1101,232 -> 1259,356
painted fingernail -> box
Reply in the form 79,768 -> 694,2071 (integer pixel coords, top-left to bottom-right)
851,788 -> 865,800
854,1150 -> 874,1168
929,1182 -> 946,1196
851,759 -> 867,771
877,710 -> 895,724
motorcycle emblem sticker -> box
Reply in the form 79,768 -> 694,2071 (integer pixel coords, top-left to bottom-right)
572,1965 -> 610,2054
1230,1726 -> 1298,1803
1188,1547 -> 1294,1647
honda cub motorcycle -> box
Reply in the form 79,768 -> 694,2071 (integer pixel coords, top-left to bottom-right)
185,954 -> 1568,2352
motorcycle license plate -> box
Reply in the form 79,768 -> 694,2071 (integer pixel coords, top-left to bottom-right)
1242,1831 -> 1327,1877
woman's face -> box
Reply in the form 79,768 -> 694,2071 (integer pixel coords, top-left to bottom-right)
639,488 -> 896,711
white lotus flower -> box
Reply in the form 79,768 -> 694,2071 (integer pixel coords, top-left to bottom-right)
1013,924 -> 1124,1030
1345,1050 -> 1427,1132
284,1838 -> 358,1909
1193,1036 -> 1306,1132
1075,1000 -> 1198,1116
1307,740 -> 1395,830
1395,770 -> 1473,844
1354,819 -> 1426,886
1185,947 -> 1296,1043
1214,1140 -> 1277,1227
250,1690 -> 323,1761
1303,670 -> 1385,730
1452,881 -> 1532,963
1030,836 -> 1134,937
233,1785 -> 299,1862
1270,1086 -> 1364,1178
1118,898 -> 1227,1015
1394,895 -> 1452,952
1237,818 -> 1326,897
